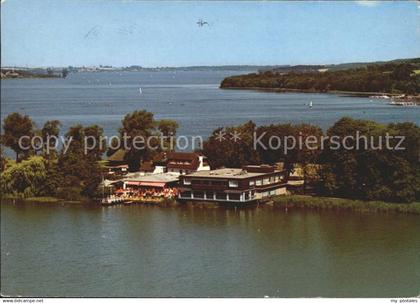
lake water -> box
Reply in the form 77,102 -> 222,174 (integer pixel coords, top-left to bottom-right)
1,71 -> 419,141
1,71 -> 420,297
1,202 -> 419,297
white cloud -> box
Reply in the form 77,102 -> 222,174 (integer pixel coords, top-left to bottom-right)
355,1 -> 380,7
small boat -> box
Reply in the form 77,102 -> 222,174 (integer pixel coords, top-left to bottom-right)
139,87 -> 142,94
309,101 -> 313,108
101,197 -> 113,206
370,95 -> 390,99
390,100 -> 417,106
101,196 -> 127,206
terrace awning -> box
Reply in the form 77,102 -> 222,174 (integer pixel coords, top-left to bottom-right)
140,182 -> 166,187
125,181 -> 166,188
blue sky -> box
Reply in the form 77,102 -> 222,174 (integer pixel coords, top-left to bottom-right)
1,0 -> 419,67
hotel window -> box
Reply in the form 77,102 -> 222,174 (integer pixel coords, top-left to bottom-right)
180,191 -> 191,198
229,180 -> 239,188
249,180 -> 255,186
206,192 -> 215,199
194,191 -> 204,199
216,193 -> 227,200
256,179 -> 262,186
263,177 -> 270,184
183,179 -> 191,185
229,193 -> 241,201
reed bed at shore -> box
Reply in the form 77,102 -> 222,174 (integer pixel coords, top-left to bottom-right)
3,194 -> 419,215
271,195 -> 420,215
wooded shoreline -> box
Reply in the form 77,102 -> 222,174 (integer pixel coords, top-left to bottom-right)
2,111 -> 419,208
220,59 -> 420,98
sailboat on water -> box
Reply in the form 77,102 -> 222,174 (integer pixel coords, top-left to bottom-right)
309,101 -> 313,108
139,87 -> 143,94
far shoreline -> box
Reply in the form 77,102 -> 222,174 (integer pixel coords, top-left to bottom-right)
219,86 -> 403,97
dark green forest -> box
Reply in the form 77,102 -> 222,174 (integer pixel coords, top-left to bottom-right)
221,58 -> 420,94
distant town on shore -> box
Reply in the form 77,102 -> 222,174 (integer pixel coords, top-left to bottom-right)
2,56 -> 419,76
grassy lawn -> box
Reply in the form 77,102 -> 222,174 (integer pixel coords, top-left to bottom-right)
271,195 -> 420,215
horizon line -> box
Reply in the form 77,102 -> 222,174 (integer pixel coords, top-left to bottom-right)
2,56 -> 419,70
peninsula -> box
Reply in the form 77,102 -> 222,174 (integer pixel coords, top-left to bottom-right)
1,68 -> 68,79
220,58 -> 420,97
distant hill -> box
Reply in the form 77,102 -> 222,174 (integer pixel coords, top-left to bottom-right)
262,58 -> 420,73
221,58 -> 420,95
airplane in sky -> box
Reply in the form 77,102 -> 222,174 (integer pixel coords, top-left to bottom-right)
197,19 -> 209,27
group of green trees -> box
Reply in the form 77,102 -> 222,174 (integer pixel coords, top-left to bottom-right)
111,111 -> 179,171
221,61 -> 420,94
1,110 -> 419,203
0,111 -> 179,201
201,118 -> 419,203
1,114 -> 105,201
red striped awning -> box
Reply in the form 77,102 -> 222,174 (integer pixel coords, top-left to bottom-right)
139,182 -> 166,187
125,181 -> 166,187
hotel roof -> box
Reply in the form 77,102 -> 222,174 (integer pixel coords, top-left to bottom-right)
119,172 -> 180,183
183,168 -> 279,179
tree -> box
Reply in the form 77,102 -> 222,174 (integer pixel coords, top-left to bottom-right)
57,124 -> 103,199
106,137 -> 121,157
42,120 -> 61,138
320,117 -> 379,198
158,119 -> 179,136
255,123 -> 296,168
41,120 -> 61,159
62,68 -> 69,78
119,110 -> 157,171
157,119 -> 179,151
47,68 -> 54,76
202,121 -> 260,168
0,156 -> 48,197
391,64 -> 413,81
2,113 -> 34,162
289,123 -> 323,192
320,117 -> 420,202
83,124 -> 105,160
0,148 -> 7,172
